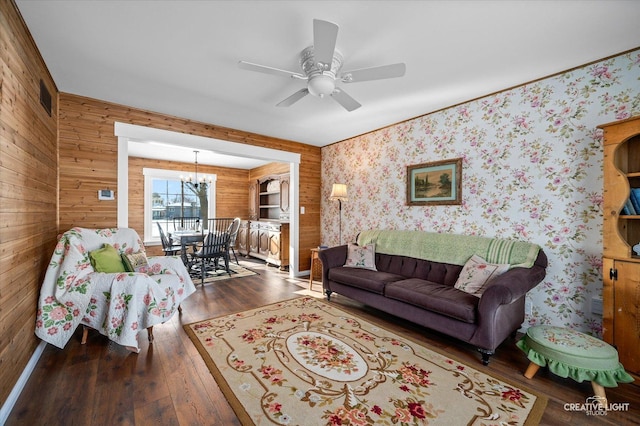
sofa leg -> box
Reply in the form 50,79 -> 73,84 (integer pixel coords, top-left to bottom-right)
478,348 -> 494,365
325,289 -> 332,301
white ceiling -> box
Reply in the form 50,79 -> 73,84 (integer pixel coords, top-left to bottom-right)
15,0 -> 640,164
126,140 -> 270,169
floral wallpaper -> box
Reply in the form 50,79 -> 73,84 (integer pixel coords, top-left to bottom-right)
321,49 -> 640,335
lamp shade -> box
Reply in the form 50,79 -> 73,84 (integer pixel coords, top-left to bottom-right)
308,75 -> 336,97
330,183 -> 348,200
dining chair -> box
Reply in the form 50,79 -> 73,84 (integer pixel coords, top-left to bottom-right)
191,218 -> 235,284
173,216 -> 200,232
227,217 -> 241,265
157,223 -> 182,256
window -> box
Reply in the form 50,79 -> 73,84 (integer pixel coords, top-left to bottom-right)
143,168 -> 216,243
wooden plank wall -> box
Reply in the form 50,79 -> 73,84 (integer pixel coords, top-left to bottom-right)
0,1 -> 59,405
249,162 -> 290,179
0,0 -> 320,405
128,156 -> 251,256
58,94 -> 321,272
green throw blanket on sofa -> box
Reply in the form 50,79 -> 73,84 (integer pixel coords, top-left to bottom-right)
357,230 -> 541,268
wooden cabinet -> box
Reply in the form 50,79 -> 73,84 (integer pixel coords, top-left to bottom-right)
244,172 -> 290,269
602,258 -> 640,375
249,221 -> 260,254
245,220 -> 289,270
279,174 -> 290,221
237,220 -> 249,255
267,231 -> 280,260
248,180 -> 258,220
599,116 -> 640,375
258,224 -> 270,258
267,222 -> 289,267
258,173 -> 289,221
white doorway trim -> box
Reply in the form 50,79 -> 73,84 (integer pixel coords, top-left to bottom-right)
114,122 -> 301,277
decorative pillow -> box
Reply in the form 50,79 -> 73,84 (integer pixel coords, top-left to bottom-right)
454,254 -> 509,297
121,251 -> 149,273
89,244 -> 126,273
344,243 -> 377,270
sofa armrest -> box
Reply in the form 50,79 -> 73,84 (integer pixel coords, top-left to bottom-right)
471,263 -> 546,352
318,245 -> 348,289
478,264 -> 546,310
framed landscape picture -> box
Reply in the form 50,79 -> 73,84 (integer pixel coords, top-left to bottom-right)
407,158 -> 462,205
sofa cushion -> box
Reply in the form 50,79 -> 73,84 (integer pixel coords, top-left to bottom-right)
375,253 -> 463,286
329,267 -> 404,294
344,243 -> 377,270
385,278 -> 479,323
375,254 -> 431,279
454,255 -> 509,297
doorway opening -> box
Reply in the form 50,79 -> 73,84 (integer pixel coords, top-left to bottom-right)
114,122 -> 301,277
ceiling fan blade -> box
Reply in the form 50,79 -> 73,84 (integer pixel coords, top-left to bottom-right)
331,88 -> 361,112
313,19 -> 339,68
276,88 -> 310,107
341,63 -> 406,83
238,61 -> 305,79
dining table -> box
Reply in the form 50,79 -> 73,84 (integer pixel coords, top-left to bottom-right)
171,230 -> 204,267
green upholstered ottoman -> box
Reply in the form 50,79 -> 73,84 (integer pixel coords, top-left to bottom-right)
517,325 -> 633,407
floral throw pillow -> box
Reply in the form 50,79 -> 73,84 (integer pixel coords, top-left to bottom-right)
344,243 -> 377,271
454,254 -> 509,297
121,251 -> 150,273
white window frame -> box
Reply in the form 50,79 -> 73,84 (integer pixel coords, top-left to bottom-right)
142,167 -> 217,244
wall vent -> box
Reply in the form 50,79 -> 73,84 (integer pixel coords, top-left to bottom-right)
39,79 -> 52,117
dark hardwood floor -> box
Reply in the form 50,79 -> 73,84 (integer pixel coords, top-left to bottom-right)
7,260 -> 640,425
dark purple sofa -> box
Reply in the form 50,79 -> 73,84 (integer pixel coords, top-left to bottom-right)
318,244 -> 547,365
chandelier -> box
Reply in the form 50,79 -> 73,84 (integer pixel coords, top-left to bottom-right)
181,150 -> 212,189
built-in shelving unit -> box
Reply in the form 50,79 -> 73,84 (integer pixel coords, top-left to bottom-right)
257,175 -> 289,220
600,115 -> 640,377
241,173 -> 290,269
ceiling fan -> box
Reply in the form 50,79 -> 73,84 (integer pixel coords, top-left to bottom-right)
238,19 -> 406,112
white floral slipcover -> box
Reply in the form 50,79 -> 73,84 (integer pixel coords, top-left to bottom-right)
35,227 -> 197,352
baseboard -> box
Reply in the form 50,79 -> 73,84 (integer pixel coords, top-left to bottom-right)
0,341 -> 46,424
296,268 -> 310,278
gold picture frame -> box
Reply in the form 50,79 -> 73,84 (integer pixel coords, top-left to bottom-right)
407,158 -> 462,206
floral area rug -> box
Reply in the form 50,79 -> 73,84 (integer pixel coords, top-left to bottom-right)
184,297 -> 546,425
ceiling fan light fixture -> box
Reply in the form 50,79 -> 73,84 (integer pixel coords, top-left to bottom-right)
307,74 -> 335,97
239,19 -> 405,111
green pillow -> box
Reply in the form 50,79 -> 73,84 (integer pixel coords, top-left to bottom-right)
89,244 -> 126,273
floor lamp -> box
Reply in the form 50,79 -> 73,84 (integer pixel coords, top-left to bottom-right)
330,183 -> 348,245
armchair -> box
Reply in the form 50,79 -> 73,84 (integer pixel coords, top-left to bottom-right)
35,227 -> 197,352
